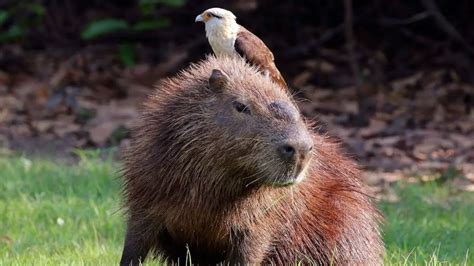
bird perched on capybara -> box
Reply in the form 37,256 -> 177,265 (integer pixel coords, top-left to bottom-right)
195,7 -> 288,88
120,56 -> 383,265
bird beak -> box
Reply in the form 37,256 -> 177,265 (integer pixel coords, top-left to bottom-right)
195,14 -> 204,23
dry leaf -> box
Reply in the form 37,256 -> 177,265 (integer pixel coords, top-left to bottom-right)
359,119 -> 387,138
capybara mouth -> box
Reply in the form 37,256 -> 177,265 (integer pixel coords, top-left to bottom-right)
264,159 -> 310,187
270,177 -> 300,187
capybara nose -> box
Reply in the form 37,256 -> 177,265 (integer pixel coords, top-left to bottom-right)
277,144 -> 296,160
277,138 -> 313,161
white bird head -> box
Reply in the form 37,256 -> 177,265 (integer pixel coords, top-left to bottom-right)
195,8 -> 238,36
195,7 -> 236,23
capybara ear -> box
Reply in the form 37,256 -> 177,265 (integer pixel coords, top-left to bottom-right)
209,69 -> 229,92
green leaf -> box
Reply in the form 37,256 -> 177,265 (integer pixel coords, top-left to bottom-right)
138,0 -> 159,15
138,0 -> 186,13
132,18 -> 170,31
0,11 -> 9,26
81,18 -> 129,40
158,0 -> 186,7
139,0 -> 160,4
26,3 -> 46,16
118,43 -> 136,67
0,24 -> 24,43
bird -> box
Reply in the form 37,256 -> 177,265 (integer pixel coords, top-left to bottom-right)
195,7 -> 288,88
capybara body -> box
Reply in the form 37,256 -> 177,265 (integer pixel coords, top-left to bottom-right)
120,56 -> 383,265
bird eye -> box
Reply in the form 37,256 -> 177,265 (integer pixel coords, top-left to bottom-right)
209,13 -> 222,19
233,101 -> 251,114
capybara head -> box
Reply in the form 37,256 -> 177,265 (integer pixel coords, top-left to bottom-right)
135,56 -> 313,195
205,68 -> 314,187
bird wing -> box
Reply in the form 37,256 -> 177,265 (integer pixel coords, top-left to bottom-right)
235,26 -> 288,88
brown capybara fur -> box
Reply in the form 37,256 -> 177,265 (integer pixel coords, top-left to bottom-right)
120,56 -> 383,265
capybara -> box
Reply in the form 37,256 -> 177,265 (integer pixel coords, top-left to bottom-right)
120,56 -> 383,265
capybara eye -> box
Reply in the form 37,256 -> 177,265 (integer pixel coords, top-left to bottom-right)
233,101 -> 251,115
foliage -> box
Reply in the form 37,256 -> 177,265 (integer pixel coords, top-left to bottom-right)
80,17 -> 170,40
118,43 -> 136,67
76,0 -> 182,66
0,0 -> 186,66
81,19 -> 130,41
0,155 -> 472,265
132,18 -> 170,31
0,2 -> 45,42
139,0 -> 186,15
157,0 -> 186,8
0,11 -> 9,25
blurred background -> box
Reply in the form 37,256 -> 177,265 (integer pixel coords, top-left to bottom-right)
1,1 -> 474,264
0,0 -> 473,189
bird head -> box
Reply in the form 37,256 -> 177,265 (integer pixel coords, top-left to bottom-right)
195,8 -> 237,34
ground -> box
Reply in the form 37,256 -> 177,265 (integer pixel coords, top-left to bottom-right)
1,46 -> 473,189
1,154 -> 472,265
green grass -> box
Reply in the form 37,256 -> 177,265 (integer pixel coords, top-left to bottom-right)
381,183 -> 473,265
0,154 -> 472,265
0,152 -> 125,265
